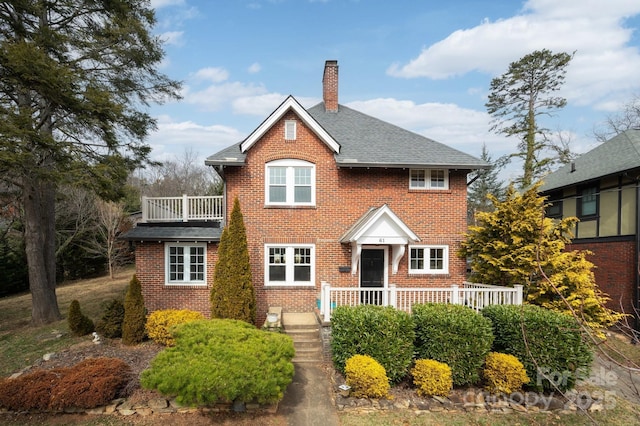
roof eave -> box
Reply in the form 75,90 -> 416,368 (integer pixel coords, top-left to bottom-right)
335,160 -> 488,170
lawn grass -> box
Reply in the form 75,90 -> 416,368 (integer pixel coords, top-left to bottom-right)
0,266 -> 134,377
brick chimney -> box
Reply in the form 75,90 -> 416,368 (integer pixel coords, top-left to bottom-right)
322,60 -> 338,112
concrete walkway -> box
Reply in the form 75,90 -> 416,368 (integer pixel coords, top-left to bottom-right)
278,363 -> 340,426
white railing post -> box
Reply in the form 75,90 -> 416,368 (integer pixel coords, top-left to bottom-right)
451,285 -> 459,305
141,196 -> 148,222
321,281 -> 331,321
514,285 -> 524,305
182,194 -> 188,222
388,284 -> 397,309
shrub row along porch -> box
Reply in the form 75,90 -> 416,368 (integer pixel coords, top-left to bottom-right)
319,282 -> 524,320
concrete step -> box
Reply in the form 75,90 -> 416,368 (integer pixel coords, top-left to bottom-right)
281,312 -> 323,363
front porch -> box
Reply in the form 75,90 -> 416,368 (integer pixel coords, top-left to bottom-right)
319,281 -> 523,321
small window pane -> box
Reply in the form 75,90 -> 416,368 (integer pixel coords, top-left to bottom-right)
430,170 -> 445,188
294,186 -> 311,203
430,248 -> 444,270
270,186 -> 286,202
169,246 -> 184,281
189,247 -> 205,281
410,170 -> 426,188
410,248 -> 424,270
269,265 -> 286,281
581,187 -> 597,216
285,121 -> 296,140
294,265 -> 311,281
269,167 -> 286,185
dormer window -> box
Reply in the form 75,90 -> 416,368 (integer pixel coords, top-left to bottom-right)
285,120 -> 297,140
410,169 -> 449,190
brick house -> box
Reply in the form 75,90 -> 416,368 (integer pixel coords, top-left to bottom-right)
124,60 -> 523,324
540,129 -> 640,332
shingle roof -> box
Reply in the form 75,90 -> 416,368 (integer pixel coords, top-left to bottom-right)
206,100 -> 487,170
121,224 -> 222,242
540,129 -> 640,192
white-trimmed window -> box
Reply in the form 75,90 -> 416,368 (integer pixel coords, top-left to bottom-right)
266,159 -> 315,206
409,169 -> 449,190
165,243 -> 206,285
265,244 -> 315,286
409,245 -> 449,274
285,120 -> 297,140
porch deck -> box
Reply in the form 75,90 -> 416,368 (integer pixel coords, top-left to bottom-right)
141,195 -> 223,222
319,281 -> 523,321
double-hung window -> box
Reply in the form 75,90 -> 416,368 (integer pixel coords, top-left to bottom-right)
408,245 -> 448,274
266,159 -> 315,206
165,243 -> 206,285
409,169 -> 449,190
265,244 -> 314,286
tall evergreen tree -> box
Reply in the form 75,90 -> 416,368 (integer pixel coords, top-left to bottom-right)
122,274 -> 145,345
459,183 -> 625,333
467,144 -> 505,225
210,197 -> 256,324
0,1 -> 180,324
486,49 -> 573,188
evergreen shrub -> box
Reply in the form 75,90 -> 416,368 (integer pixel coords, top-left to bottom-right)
483,352 -> 529,394
331,305 -> 415,383
67,299 -> 95,336
345,354 -> 390,399
412,303 -> 494,386
140,319 -> 295,406
95,298 -> 125,338
482,304 -> 593,391
145,309 -> 204,346
0,358 -> 131,411
122,274 -> 146,345
411,359 -> 453,397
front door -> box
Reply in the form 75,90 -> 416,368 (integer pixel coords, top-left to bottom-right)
360,248 -> 385,305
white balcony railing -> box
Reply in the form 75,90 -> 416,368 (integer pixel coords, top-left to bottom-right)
141,195 -> 224,222
320,281 -> 523,321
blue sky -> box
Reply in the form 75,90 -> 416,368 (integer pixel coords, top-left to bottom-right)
147,0 -> 640,181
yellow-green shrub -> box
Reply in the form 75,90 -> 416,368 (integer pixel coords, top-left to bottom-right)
411,359 -> 452,397
483,352 -> 530,394
345,354 -> 390,399
145,309 -> 204,346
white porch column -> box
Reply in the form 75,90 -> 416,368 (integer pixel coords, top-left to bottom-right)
321,281 -> 332,320
182,194 -> 188,222
388,284 -> 397,309
451,285 -> 459,305
514,285 -> 524,305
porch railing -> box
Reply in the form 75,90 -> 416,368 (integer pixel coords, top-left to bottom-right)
320,281 -> 523,321
141,195 -> 224,222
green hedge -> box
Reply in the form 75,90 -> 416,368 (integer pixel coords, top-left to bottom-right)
413,303 -> 494,386
481,304 -> 593,392
331,305 -> 415,383
140,319 -> 294,405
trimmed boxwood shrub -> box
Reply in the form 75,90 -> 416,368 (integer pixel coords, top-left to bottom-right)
331,305 -> 415,383
412,303 -> 494,386
68,299 -> 95,336
145,309 -> 204,346
95,298 -> 125,338
481,304 -> 593,392
140,319 -> 295,406
345,354 -> 390,399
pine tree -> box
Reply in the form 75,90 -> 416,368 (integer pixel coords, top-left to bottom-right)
467,144 -> 506,225
486,49 -> 573,188
459,183 -> 625,332
67,299 -> 95,336
210,197 -> 256,324
122,274 -> 146,345
0,1 -> 180,325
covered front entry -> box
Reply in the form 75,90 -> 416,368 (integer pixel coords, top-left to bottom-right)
360,248 -> 386,305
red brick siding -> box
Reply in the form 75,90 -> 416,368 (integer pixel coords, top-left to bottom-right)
135,242 -> 218,317
568,240 -> 635,316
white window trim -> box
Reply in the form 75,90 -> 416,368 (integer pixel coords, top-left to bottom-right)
408,245 -> 449,274
285,120 -> 297,140
164,243 -> 207,285
409,168 -> 449,190
264,244 -> 315,287
265,159 -> 316,206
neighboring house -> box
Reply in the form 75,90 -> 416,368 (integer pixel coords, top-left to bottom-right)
124,60 -> 522,323
540,129 -> 640,331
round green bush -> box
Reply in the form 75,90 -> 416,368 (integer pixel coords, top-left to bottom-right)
67,299 -> 95,336
331,305 -> 415,383
412,303 -> 494,386
481,304 -> 593,392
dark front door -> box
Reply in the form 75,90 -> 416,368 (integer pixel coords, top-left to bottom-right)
360,249 -> 384,305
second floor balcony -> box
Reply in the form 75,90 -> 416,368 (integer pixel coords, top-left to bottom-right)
141,195 -> 224,223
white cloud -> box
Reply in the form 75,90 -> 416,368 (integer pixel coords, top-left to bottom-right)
193,67 -> 230,83
387,0 -> 640,108
183,82 -> 268,111
148,115 -> 245,164
150,0 -> 185,9
248,62 -> 262,74
159,31 -> 184,46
